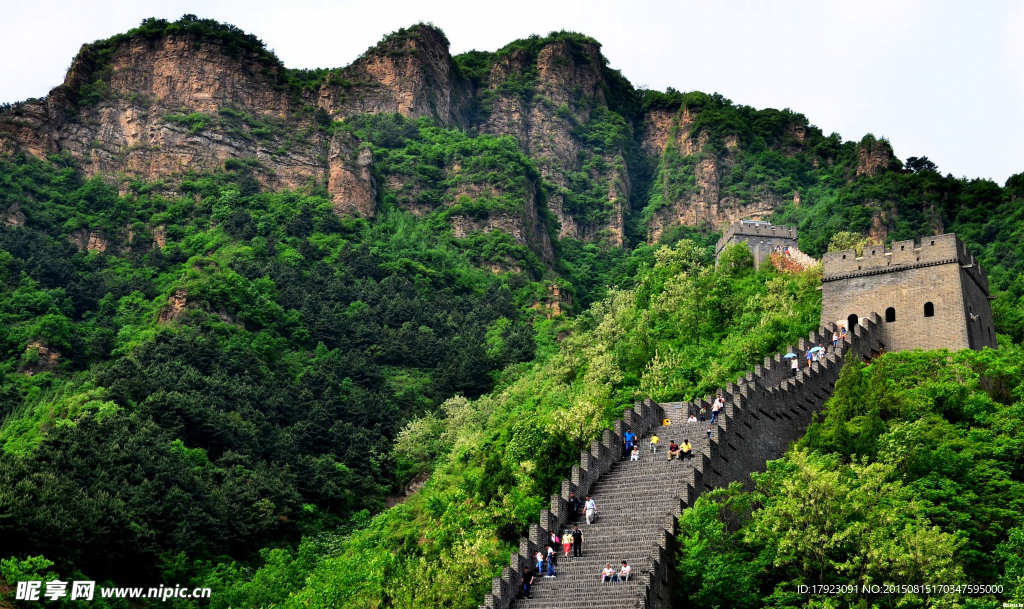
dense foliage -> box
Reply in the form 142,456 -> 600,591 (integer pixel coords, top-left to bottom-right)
0,149 -> 546,590
4,15 -> 1024,609
161,242 -> 825,608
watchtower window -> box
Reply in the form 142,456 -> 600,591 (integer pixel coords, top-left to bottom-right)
924,302 -> 935,317
847,314 -> 859,330
885,307 -> 896,322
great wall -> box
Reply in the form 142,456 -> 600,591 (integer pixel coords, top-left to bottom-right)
475,225 -> 998,609
479,313 -> 887,609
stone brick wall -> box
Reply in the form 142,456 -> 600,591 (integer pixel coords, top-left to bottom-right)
821,233 -> 996,352
479,315 -> 887,609
715,221 -> 798,270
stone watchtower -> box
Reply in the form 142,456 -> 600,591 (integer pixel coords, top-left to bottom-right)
821,233 -> 996,352
716,221 -> 798,270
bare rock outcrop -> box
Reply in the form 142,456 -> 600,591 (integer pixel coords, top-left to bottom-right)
328,135 -> 376,218
856,138 -> 894,177
21,341 -> 60,376
479,39 -> 630,244
69,229 -> 111,252
642,104 -> 815,242
4,203 -> 26,226
318,26 -> 470,124
158,288 -> 189,323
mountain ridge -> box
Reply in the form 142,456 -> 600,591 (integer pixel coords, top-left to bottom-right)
0,16 -> 876,254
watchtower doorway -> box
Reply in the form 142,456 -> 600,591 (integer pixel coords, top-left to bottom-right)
847,314 -> 859,330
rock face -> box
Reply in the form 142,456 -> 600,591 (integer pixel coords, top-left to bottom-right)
856,138 -> 894,177
158,288 -> 190,323
1,34 -> 319,192
478,39 -> 633,244
328,135 -> 377,218
21,341 -> 60,375
0,23 -> 563,264
0,27 -> 467,201
319,26 -> 470,123
642,104 -> 797,242
69,229 -> 111,252
0,20 -> 898,262
3,203 -> 26,226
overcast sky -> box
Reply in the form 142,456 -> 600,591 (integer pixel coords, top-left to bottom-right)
2,0 -> 1021,183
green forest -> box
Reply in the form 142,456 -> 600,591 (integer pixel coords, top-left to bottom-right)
2,15 -> 1024,609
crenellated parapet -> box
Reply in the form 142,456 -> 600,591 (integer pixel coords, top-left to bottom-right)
822,233 -> 997,352
715,220 -> 797,255
716,220 -> 800,270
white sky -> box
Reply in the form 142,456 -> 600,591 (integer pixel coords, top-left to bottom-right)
2,0 -> 1021,183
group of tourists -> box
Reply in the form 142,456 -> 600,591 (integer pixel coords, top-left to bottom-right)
521,523 -> 588,598
600,561 -> 632,583
666,438 -> 694,460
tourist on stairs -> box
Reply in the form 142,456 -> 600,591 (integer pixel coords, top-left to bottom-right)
571,525 -> 584,557
545,546 -> 557,577
667,440 -> 680,460
522,568 -> 534,599
619,561 -> 632,582
681,439 -> 693,460
601,564 -> 618,583
568,492 -> 581,517
623,427 -> 637,458
585,496 -> 597,524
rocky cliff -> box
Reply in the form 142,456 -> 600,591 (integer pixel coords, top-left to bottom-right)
474,37 -> 633,244
639,98 -> 820,241
0,16 -> 902,262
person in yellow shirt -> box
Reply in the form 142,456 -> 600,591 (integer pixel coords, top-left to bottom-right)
649,434 -> 659,454
681,440 -> 693,460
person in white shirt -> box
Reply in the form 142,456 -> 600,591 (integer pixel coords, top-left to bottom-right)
585,496 -> 597,524
630,445 -> 640,461
601,564 -> 618,583
619,561 -> 632,582
687,414 -> 697,423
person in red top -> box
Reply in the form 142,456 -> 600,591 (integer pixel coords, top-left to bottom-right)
667,440 -> 681,460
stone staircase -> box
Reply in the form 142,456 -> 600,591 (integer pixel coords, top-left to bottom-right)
480,314 -> 886,609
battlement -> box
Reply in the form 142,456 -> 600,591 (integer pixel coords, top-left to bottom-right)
821,233 -> 996,352
715,221 -> 797,255
822,233 -> 989,293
